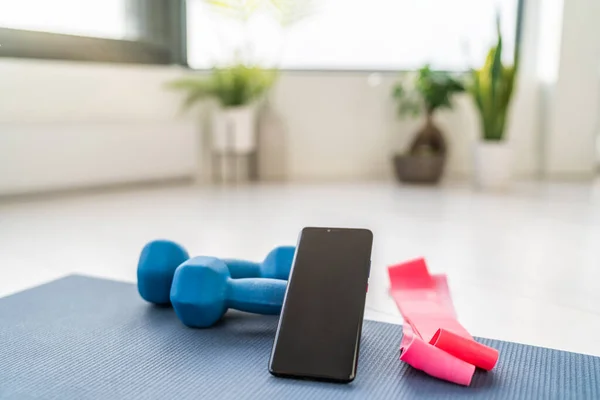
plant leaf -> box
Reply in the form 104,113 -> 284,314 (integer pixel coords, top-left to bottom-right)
392,65 -> 465,119
465,12 -> 517,141
168,64 -> 277,110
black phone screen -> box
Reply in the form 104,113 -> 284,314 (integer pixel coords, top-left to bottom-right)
269,227 -> 373,383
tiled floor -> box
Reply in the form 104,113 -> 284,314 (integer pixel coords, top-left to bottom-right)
2,180 -> 600,356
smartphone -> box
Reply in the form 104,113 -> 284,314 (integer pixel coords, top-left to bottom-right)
268,227 -> 373,383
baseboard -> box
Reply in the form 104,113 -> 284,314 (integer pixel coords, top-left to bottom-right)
0,177 -> 196,204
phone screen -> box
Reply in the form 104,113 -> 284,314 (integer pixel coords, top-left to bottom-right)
269,227 -> 373,383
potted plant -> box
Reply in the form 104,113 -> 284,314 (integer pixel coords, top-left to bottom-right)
168,64 -> 277,155
391,65 -> 464,184
467,17 -> 518,190
168,0 -> 312,182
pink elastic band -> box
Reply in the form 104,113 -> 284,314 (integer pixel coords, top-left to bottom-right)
400,335 -> 476,386
388,258 -> 499,385
430,328 -> 499,371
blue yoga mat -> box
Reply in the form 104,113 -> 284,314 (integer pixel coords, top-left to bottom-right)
0,275 -> 599,399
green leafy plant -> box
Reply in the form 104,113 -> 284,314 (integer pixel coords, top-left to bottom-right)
467,16 -> 518,141
392,65 -> 464,156
392,65 -> 465,118
168,64 -> 277,109
168,0 -> 313,110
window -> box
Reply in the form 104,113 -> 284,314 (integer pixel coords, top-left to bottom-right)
0,0 -> 187,65
187,0 -> 520,71
0,0 -> 129,40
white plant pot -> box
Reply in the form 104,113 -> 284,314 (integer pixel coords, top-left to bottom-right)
473,141 -> 512,190
211,105 -> 257,154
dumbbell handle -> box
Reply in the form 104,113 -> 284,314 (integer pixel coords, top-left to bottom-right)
222,259 -> 261,279
227,278 -> 287,315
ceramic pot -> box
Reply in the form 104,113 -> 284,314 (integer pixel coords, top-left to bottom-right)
393,153 -> 446,184
473,141 -> 512,190
211,105 -> 257,154
393,113 -> 447,184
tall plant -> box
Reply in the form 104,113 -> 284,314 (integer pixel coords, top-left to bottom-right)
467,16 -> 518,141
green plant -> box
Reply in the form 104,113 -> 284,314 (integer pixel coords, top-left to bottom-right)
168,0 -> 313,110
392,65 -> 465,156
168,64 -> 277,109
392,65 -> 465,118
467,16 -> 518,141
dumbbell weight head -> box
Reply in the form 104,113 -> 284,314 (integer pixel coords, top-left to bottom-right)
223,246 -> 296,280
137,240 -> 189,305
170,256 -> 287,328
261,246 -> 296,280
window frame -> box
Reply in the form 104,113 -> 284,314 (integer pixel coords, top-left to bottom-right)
0,0 -> 525,71
0,0 -> 188,66
185,0 -> 526,73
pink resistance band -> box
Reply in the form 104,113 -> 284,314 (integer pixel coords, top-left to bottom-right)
388,258 -> 499,386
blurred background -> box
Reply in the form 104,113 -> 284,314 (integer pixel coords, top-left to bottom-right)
0,0 -> 597,190
1,0 -> 600,352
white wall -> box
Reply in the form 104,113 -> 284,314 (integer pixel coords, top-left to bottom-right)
0,121 -> 198,194
0,55 -> 545,195
0,59 -> 199,195
544,0 -> 600,177
265,73 -> 484,181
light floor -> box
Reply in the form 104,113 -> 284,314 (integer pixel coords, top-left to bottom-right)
1,180 -> 600,357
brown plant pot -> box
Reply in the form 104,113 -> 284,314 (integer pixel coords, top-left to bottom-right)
393,113 -> 447,184
393,153 -> 446,184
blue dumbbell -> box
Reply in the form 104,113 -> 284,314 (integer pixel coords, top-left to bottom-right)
137,239 -> 294,305
170,256 -> 287,328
